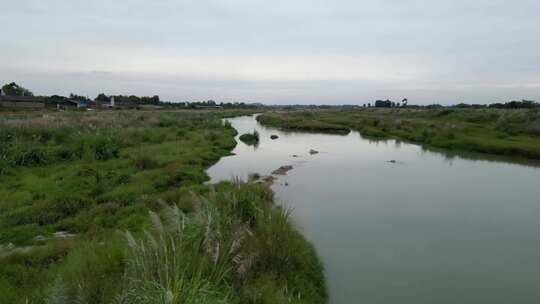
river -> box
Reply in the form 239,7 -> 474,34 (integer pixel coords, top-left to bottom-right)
207,115 -> 540,303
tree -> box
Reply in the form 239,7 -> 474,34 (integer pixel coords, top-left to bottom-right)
402,98 -> 408,107
1,82 -> 33,96
375,100 -> 392,108
95,93 -> 110,102
69,93 -> 90,101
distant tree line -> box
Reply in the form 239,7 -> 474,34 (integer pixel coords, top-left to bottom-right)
362,98 -> 408,108
0,83 -> 264,109
452,100 -> 539,109
365,98 -> 538,109
3,82 -> 538,110
95,93 -> 160,104
488,100 -> 538,109
181,100 -> 260,109
45,94 -> 92,103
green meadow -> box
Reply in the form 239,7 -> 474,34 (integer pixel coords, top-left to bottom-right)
258,108 -> 540,160
0,110 -> 326,304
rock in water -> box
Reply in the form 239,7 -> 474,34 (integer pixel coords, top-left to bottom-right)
248,173 -> 261,182
272,165 -> 293,175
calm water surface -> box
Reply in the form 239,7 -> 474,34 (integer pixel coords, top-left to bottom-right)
207,115 -> 540,304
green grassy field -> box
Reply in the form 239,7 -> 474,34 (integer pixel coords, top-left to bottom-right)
258,108 -> 540,160
0,110 -> 326,304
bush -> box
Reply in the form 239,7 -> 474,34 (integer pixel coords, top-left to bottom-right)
75,134 -> 121,161
114,186 -> 326,304
12,146 -> 49,166
133,154 -> 160,170
525,119 -> 540,136
239,130 -> 260,145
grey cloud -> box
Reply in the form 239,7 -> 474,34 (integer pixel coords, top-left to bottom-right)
1,0 -> 539,104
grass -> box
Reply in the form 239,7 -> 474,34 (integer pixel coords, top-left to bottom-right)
239,130 -> 260,146
258,108 -> 540,160
257,112 -> 350,134
0,110 -> 326,304
38,183 -> 326,304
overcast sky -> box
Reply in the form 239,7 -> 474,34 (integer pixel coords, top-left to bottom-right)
1,0 -> 539,104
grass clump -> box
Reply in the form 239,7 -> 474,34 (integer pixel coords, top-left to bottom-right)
257,114 -> 350,134
133,154 -> 161,170
43,183 -> 326,304
239,130 -> 260,145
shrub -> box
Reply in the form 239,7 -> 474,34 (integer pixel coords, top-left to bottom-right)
12,146 -> 49,166
75,134 -> 120,161
133,154 -> 161,170
525,119 -> 540,136
239,130 -> 259,145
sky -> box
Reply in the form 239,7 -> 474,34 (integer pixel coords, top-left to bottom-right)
1,0 -> 540,105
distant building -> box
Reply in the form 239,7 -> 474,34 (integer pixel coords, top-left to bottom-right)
100,96 -> 116,108
56,100 -> 88,110
0,95 -> 45,109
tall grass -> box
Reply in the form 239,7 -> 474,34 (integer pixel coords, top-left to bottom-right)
121,200 -> 234,303
43,183 -> 326,304
0,110 -> 254,302
0,110 -> 326,304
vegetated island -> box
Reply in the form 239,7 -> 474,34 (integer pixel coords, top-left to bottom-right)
0,104 -> 326,302
257,101 -> 540,160
239,130 -> 260,145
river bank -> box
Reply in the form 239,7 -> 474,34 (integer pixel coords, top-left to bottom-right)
208,114 -> 540,304
257,108 -> 540,160
0,110 -> 326,304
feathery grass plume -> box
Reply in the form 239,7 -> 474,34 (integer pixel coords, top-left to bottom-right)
149,210 -> 164,232
125,231 -> 137,248
121,193 -> 239,303
36,180 -> 325,304
208,185 -> 216,202
190,190 -> 202,212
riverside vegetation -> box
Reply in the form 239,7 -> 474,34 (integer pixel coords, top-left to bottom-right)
239,130 -> 260,146
258,107 -> 540,160
0,110 -> 326,304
